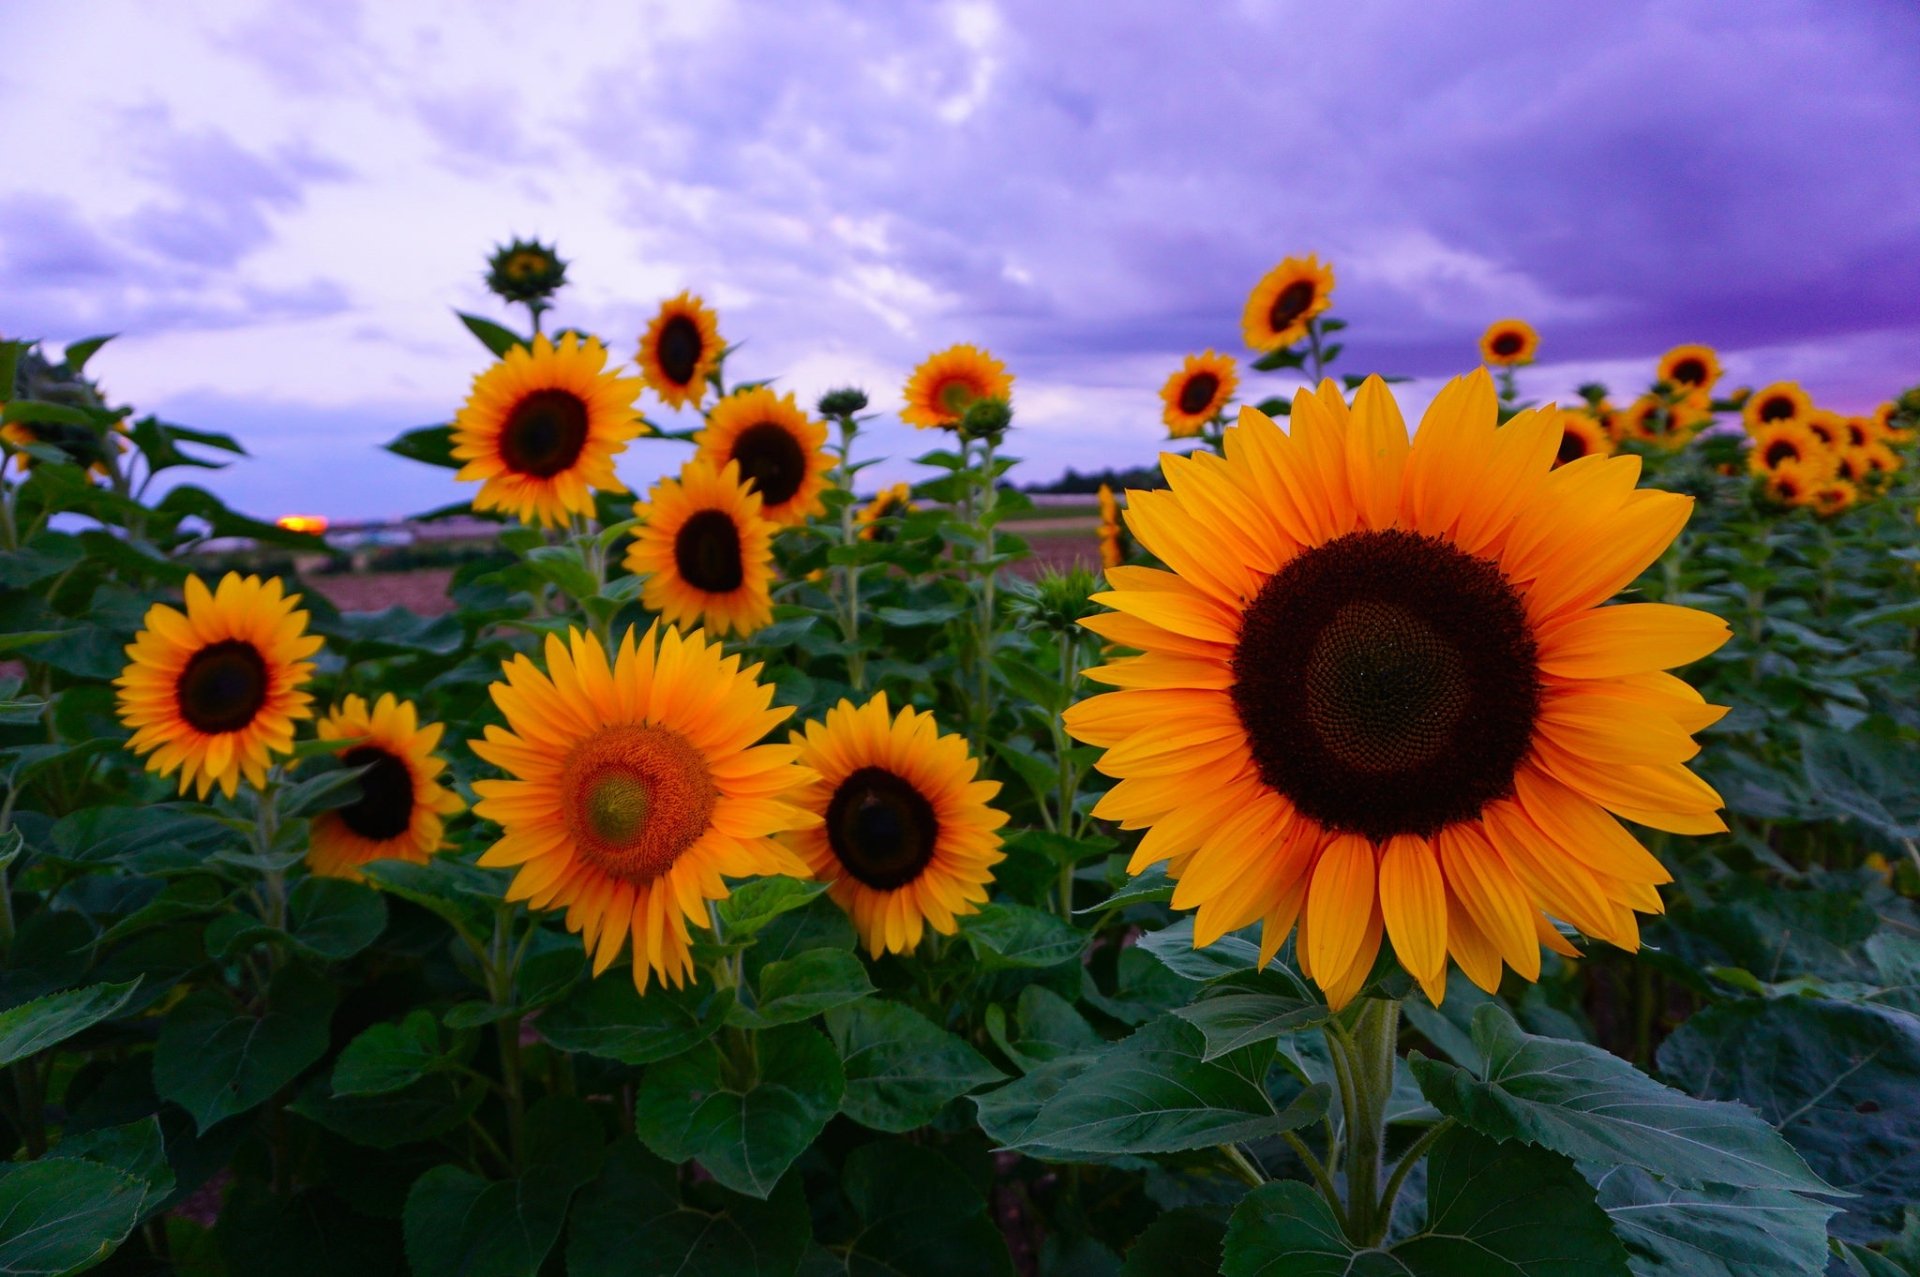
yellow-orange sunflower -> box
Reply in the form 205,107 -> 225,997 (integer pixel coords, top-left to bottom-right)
1805,409 -> 1845,449
857,482 -> 914,541
787,693 -> 1005,957
1065,372 -> 1730,1009
624,458 -> 776,638
1839,415 -> 1879,450
115,573 -> 323,799
1161,351 -> 1238,438
451,333 -> 644,529
308,693 -> 464,880
638,292 -> 723,411
1478,320 -> 1538,368
1857,441 -> 1902,483
1243,256 -> 1336,351
1762,460 -> 1820,508
693,386 -> 832,527
1810,479 -> 1858,518
471,625 -> 817,991
1098,482 -> 1128,571
1656,344 -> 1721,393
1742,382 -> 1811,433
1746,421 -> 1831,480
1873,400 -> 1914,445
1618,393 -> 1708,449
901,344 -> 1013,430
1550,408 -> 1614,468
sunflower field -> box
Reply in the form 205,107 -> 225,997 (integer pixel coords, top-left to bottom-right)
2,242 -> 1919,1277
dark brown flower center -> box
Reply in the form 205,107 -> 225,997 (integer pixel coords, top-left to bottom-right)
1231,530 -> 1540,842
1268,280 -> 1316,332
1556,426 -> 1593,465
1763,440 -> 1800,469
499,390 -> 590,478
1490,331 -> 1524,358
732,421 -> 808,507
1670,358 -> 1708,386
1758,394 -> 1796,422
337,746 -> 416,841
1177,372 -> 1221,416
176,640 -> 269,734
826,766 -> 940,890
673,510 -> 744,593
656,314 -> 704,386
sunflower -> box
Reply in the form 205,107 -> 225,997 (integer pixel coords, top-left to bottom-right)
2,419 -> 126,476
857,482 -> 915,541
1161,351 -> 1238,438
1618,393 -> 1706,449
471,625 -> 817,991
638,292 -> 723,410
624,458 -> 776,638
1803,409 -> 1845,450
1761,460 -> 1820,508
1476,319 -> 1537,368
901,344 -> 1013,430
1742,382 -> 1810,432
1873,400 -> 1915,445
308,694 -> 464,880
1098,482 -> 1128,571
693,386 -> 832,526
115,573 -> 323,800
1065,372 -> 1729,1009
1810,479 -> 1858,518
1834,448 -> 1873,485
1656,344 -> 1721,393
450,333 -> 644,529
485,237 -> 568,306
786,693 -> 1005,957
1243,256 -> 1335,351
1551,408 -> 1613,467
1858,441 -> 1902,483
1746,421 -> 1831,480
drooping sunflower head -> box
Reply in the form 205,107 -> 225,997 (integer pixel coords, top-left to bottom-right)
485,237 -> 568,305
1742,381 -> 1811,433
308,693 -> 464,880
857,482 -> 915,541
1746,421 -> 1831,480
693,386 -> 832,526
638,292 -> 723,410
1550,408 -> 1614,467
1810,479 -> 1858,518
115,573 -> 324,799
1478,319 -> 1539,367
1242,256 -> 1335,352
1066,372 -> 1730,1009
1161,351 -> 1238,438
787,693 -> 1006,957
1098,482 -> 1129,570
471,625 -> 817,991
1656,344 -> 1721,393
901,344 -> 1013,430
1,417 -> 125,476
624,457 -> 777,638
450,333 -> 645,529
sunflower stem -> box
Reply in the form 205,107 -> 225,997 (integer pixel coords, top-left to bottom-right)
1219,1142 -> 1266,1188
831,414 -> 866,691
1332,997 -> 1399,1246
487,903 -> 527,1170
971,432 -> 999,752
1376,1116 -> 1453,1236
1307,321 -> 1327,385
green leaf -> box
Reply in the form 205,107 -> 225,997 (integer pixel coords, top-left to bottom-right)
1220,1130 -> 1631,1276
1004,828 -> 1117,870
1120,1208 -> 1226,1276
1589,1165 -> 1837,1277
987,984 -> 1101,1071
61,334 -> 113,371
825,999 -> 1003,1132
289,1071 -> 484,1149
279,760 -> 374,819
1171,969 -> 1326,1060
214,1184 -> 403,1277
714,876 -> 830,940
456,311 -> 528,357
1251,346 -> 1306,372
632,1025 -> 844,1199
1656,997 -> 1919,1239
0,1158 -> 151,1275
383,423 -> 459,469
524,543 -> 598,600
1080,863 -> 1174,913
154,964 -> 338,1132
0,533 -> 83,587
836,1142 -> 1015,1277
333,1010 -> 458,1097
730,948 -> 874,1028
0,979 -> 141,1067
963,902 -> 1086,969
1137,916 -> 1264,981
361,856 -> 497,940
1410,1004 -> 1830,1196
537,973 -> 734,1065
973,1013 -> 1328,1158
287,876 -> 388,960
565,1140 -> 810,1277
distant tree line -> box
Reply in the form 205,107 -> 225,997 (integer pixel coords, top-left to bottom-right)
1021,463 -> 1169,495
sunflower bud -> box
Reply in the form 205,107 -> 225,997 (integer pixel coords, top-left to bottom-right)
1005,567 -> 1102,635
485,237 -> 569,306
958,396 -> 1012,442
817,387 -> 869,418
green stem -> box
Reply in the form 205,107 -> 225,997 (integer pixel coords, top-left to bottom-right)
487,906 -> 526,1169
832,415 -> 866,691
971,433 -> 999,751
1281,1130 -> 1340,1206
1376,1117 -> 1454,1230
1334,998 -> 1400,1246
1218,1142 -> 1265,1189
1307,323 -> 1326,385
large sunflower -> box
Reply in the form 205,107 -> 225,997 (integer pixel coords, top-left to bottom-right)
308,693 -> 464,880
1243,256 -> 1335,351
1742,382 -> 1811,433
451,333 -> 645,529
786,693 -> 1005,956
116,573 -> 323,799
1478,319 -> 1538,367
638,292 -> 723,411
1656,344 -> 1722,393
1161,351 -> 1238,438
693,386 -> 832,526
471,625 -> 816,991
624,458 -> 776,638
901,345 -> 1013,430
1550,408 -> 1613,467
1746,421 -> 1831,480
1065,372 -> 1729,1009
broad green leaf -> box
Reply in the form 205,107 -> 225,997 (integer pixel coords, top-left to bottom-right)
537,973 -> 733,1065
1411,1004 -> 1830,1196
289,1071 -> 484,1149
154,964 -> 338,1132
825,999 -> 1003,1132
1172,969 -> 1326,1060
361,856 -> 498,939
835,1142 -> 1015,1277
50,804 -> 230,872
1120,1208 -> 1226,1277
730,948 -> 874,1028
986,984 -> 1100,1071
288,875 -> 388,959
632,1025 -> 844,1199
1588,1164 -> 1837,1277
714,875 -> 830,940
0,979 -> 141,1067
1136,917 -> 1264,982
456,310 -> 527,357
1079,863 -> 1175,913
524,543 -> 598,600
963,902 -> 1085,969
318,606 -> 465,656
0,1159 -> 150,1276
333,1010 -> 458,1096
383,423 -> 458,469
565,1140 -> 810,1277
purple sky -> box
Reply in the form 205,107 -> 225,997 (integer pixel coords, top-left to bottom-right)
5,1 -> 1919,520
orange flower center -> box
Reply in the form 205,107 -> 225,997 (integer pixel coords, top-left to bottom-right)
563,725 -> 717,885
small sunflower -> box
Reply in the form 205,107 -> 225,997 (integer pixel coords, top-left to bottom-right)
625,458 -> 776,638
451,333 -> 645,529
1839,416 -> 1878,450
2,419 -> 126,476
1161,351 -> 1238,438
1857,441 -> 1902,484
1810,479 -> 1858,518
1746,421 -> 1831,480
693,386 -> 832,526
1479,319 -> 1539,367
1872,400 -> 1915,445
1066,372 -> 1729,1009
1098,482 -> 1128,570
1834,449 -> 1873,485
115,573 -> 323,799
857,482 -> 915,541
1804,409 -> 1844,450
901,344 -> 1013,430
1619,393 -> 1706,449
638,292 -> 723,410
1551,408 -> 1614,468
787,693 -> 1006,957
471,626 -> 817,991
1743,382 -> 1811,432
1762,460 -> 1820,508
1243,256 -> 1335,351
1656,344 -> 1721,393
308,694 -> 464,880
